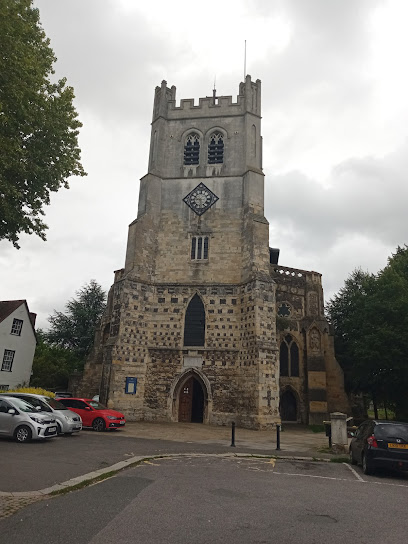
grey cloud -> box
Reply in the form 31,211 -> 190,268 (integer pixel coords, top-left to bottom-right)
265,142 -> 408,254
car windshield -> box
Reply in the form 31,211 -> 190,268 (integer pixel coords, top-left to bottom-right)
376,424 -> 408,441
7,397 -> 38,413
44,397 -> 67,410
88,401 -> 107,410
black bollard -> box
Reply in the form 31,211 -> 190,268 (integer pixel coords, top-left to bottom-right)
231,421 -> 236,447
276,424 -> 281,450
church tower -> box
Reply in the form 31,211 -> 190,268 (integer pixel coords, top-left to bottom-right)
80,76 -> 350,428
83,76 -> 280,429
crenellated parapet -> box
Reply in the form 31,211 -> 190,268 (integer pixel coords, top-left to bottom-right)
152,75 -> 261,121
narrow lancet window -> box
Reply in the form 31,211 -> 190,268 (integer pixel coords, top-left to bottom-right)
184,294 -> 205,346
280,335 -> 299,377
191,236 -> 209,260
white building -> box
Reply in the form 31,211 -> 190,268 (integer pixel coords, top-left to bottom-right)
0,300 -> 37,390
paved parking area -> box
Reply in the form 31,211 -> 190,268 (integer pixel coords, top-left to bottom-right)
2,422 -> 406,497
0,423 -> 331,493
2,456 -> 408,543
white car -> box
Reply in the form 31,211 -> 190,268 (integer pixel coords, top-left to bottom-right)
0,395 -> 58,442
2,393 -> 82,435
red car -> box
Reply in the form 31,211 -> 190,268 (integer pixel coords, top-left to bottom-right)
57,397 -> 126,432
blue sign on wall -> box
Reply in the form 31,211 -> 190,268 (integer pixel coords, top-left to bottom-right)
125,377 -> 137,395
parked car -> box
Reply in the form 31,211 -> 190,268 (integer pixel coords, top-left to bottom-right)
54,391 -> 73,398
0,394 -> 58,442
57,397 -> 126,431
349,419 -> 408,475
2,393 -> 82,435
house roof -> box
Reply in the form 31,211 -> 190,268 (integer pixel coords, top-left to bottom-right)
0,300 -> 37,338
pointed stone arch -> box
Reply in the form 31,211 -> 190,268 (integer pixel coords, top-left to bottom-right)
169,368 -> 212,423
280,386 -> 300,422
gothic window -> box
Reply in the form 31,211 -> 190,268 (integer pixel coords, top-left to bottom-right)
191,236 -> 209,260
279,335 -> 299,377
184,133 -> 200,165
208,132 -> 224,164
184,294 -> 205,346
277,302 -> 291,317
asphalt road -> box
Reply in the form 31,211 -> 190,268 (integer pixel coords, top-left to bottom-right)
0,429 -> 282,492
1,456 -> 408,544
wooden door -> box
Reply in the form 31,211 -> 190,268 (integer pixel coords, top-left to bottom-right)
179,377 -> 193,422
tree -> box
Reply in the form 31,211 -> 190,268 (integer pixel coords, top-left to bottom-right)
327,247 -> 408,420
46,280 -> 106,363
0,0 -> 86,248
31,329 -> 82,390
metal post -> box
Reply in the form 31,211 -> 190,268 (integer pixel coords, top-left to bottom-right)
276,424 -> 281,450
231,421 -> 236,447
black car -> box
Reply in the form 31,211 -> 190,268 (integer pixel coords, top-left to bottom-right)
349,420 -> 408,475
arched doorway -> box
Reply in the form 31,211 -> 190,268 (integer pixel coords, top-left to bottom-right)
178,376 -> 205,423
280,390 -> 298,421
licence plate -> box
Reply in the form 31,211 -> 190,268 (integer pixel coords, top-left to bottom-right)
388,443 -> 408,449
48,427 -> 57,433
120,421 -> 125,425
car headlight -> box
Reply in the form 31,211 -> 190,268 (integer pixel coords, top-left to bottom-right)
30,416 -> 45,424
64,416 -> 74,422
107,416 -> 117,420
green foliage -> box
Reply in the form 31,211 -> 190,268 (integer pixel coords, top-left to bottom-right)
0,0 -> 86,248
30,330 -> 82,390
2,385 -> 55,397
327,246 -> 408,421
46,280 -> 107,362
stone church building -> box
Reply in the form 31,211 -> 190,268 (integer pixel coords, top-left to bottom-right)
79,76 -> 350,428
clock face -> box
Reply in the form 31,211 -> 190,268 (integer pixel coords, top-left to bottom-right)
183,182 -> 219,216
191,189 -> 211,208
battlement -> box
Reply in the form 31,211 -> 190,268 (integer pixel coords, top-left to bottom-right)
152,75 -> 261,121
271,265 -> 322,286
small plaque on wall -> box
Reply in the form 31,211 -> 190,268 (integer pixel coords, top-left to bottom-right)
183,356 -> 203,368
125,377 -> 137,394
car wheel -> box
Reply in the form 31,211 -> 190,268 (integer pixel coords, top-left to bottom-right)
92,418 -> 106,432
362,453 -> 373,475
57,423 -> 63,435
14,425 -> 32,443
349,448 -> 357,465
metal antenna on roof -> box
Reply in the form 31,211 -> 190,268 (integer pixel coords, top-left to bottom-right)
244,40 -> 247,79
213,75 -> 217,105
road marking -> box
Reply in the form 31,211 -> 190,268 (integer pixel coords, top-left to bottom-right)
344,462 -> 365,482
269,459 -> 276,467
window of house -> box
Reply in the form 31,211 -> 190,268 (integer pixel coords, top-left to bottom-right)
279,335 -> 299,377
0,385 -> 9,391
191,236 -> 209,260
184,133 -> 200,165
1,350 -> 15,372
208,132 -> 224,164
11,318 -> 23,336
184,294 -> 205,346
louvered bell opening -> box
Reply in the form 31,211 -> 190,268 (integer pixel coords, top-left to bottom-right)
208,140 -> 224,164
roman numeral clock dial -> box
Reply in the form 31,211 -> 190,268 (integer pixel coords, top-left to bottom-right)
183,182 -> 219,216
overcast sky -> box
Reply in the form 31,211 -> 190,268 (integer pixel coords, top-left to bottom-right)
1,0 -> 407,330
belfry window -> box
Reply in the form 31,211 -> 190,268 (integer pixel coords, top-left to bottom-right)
191,236 -> 209,260
208,132 -> 224,164
184,133 -> 200,165
184,294 -> 205,346
280,334 -> 299,377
